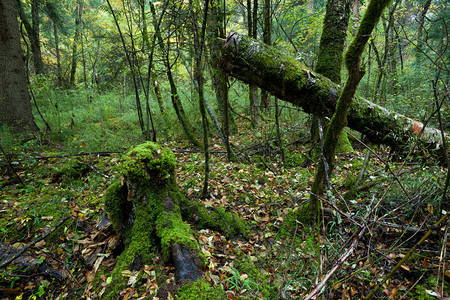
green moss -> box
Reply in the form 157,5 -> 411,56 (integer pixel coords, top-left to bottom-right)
177,278 -> 226,300
180,200 -> 250,238
119,142 -> 176,184
104,181 -> 127,235
335,131 -> 354,153
156,211 -> 202,263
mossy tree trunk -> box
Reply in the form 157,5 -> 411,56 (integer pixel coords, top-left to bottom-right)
219,32 -> 448,161
103,142 -> 248,298
309,0 -> 352,216
260,0 -> 272,112
311,0 -> 353,158
310,0 -> 393,221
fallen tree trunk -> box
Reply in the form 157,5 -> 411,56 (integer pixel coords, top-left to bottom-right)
219,31 -> 448,159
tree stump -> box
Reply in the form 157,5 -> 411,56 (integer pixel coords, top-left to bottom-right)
102,142 -> 248,299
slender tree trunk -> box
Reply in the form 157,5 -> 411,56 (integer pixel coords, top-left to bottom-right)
260,0 -> 272,111
208,0 -> 235,160
150,1 -> 201,148
352,0 -> 360,20
80,10 -> 87,89
0,0 -> 39,132
190,0 -> 211,195
16,0 -> 44,75
53,21 -> 62,86
248,0 -> 259,126
30,0 -> 43,74
70,0 -> 83,86
416,0 -> 432,41
139,0 -> 165,123
311,0 -> 393,221
106,0 -> 146,136
374,0 -> 401,102
91,38 -> 101,89
145,1 -> 167,117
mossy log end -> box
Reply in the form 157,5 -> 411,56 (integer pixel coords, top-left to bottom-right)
219,31 -> 448,161
102,142 -> 247,298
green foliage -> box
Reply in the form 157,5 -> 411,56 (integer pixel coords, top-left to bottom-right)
156,211 -> 202,262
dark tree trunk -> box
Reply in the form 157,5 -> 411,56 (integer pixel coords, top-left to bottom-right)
53,21 -> 62,86
0,0 -> 39,132
208,0 -> 236,144
248,0 -> 259,126
70,0 -> 83,86
260,0 -> 272,111
219,32 -> 448,160
16,0 -> 44,75
311,0 -> 352,150
150,1 -> 201,148
190,0 -> 210,195
310,0 -> 352,212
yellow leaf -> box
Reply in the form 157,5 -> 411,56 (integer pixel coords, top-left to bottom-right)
400,265 -> 410,272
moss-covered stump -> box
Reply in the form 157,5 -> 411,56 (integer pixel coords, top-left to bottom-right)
102,142 -> 247,299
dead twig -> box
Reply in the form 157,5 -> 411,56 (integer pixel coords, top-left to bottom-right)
0,216 -> 71,269
365,213 -> 448,299
304,225 -> 367,300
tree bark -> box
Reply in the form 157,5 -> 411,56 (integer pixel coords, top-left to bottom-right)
311,0 -> 352,153
103,142 -> 247,298
70,0 -> 83,86
150,1 -> 202,148
311,0 -> 393,220
0,0 -> 39,133
16,0 -> 44,75
219,31 -> 448,159
260,0 -> 272,111
248,0 -> 259,126
53,21 -> 62,86
310,0 -> 353,220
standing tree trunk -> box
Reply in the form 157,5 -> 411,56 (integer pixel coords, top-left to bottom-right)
208,0 -> 235,160
310,0 -> 393,221
107,0 -> 146,137
260,0 -> 272,111
70,0 -> 83,87
16,0 -> 44,75
0,0 -> 39,132
53,21 -> 62,86
150,1 -> 202,148
311,0 -> 353,157
248,0 -> 259,126
138,0 -> 166,117
190,0 -> 211,195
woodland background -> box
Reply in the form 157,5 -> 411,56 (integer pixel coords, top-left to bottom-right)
0,0 -> 449,299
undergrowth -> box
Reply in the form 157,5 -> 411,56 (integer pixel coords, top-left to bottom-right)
0,84 -> 448,299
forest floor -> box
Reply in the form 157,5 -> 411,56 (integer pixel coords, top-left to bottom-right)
0,126 -> 449,299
